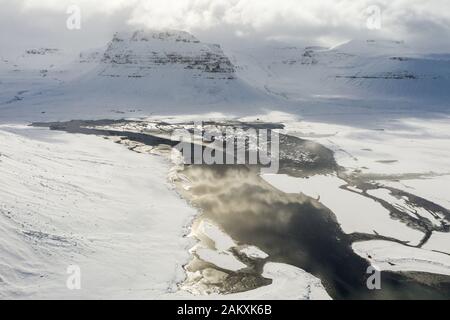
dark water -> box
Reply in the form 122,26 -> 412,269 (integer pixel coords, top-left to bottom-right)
32,119 -> 450,299
181,165 -> 450,300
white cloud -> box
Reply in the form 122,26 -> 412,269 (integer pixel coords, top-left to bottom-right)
1,0 -> 450,51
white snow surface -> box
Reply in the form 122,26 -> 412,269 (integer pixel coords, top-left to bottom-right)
232,39 -> 450,106
198,220 -> 235,252
379,176 -> 450,211
0,126 -> 197,299
353,240 -> 450,276
367,188 -> 446,227
192,221 -> 247,272
239,246 -> 269,260
194,248 -> 247,272
283,117 -> 450,176
189,220 -> 273,272
422,232 -> 450,255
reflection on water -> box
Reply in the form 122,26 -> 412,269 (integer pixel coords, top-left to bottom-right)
180,165 -> 450,300
32,119 -> 450,299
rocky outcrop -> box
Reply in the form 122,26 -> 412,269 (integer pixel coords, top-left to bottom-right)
98,30 -> 235,79
25,48 -> 59,55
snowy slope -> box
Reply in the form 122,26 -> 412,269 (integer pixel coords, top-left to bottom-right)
0,30 -> 277,123
0,125 -> 197,299
2,32 -> 450,123
0,48 -> 69,106
232,39 -> 450,107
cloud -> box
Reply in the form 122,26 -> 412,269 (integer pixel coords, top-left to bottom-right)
1,0 -> 450,52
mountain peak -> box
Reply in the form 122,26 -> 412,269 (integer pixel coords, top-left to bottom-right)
100,29 -> 235,78
112,29 -> 201,44
331,39 -> 410,56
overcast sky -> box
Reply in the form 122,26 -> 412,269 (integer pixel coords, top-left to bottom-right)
1,0 -> 450,55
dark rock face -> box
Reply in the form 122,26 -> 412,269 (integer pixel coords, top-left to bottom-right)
25,48 -> 59,55
98,30 -> 235,78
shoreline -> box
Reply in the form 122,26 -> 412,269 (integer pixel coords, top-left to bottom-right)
27,118 -> 450,299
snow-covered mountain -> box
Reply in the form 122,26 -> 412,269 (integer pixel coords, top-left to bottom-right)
0,47 -> 75,106
1,32 -> 450,123
232,39 -> 450,106
0,30 -> 276,122
99,30 -> 235,78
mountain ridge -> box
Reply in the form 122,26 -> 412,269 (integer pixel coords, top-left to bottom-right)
1,30 -> 449,123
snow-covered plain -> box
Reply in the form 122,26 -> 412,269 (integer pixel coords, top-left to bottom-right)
0,125 -> 197,299
353,240 -> 450,276
367,188 -> 446,227
423,232 -> 450,255
379,176 -> 450,211
282,116 -> 450,177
